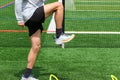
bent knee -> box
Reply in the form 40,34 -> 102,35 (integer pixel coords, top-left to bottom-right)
32,43 -> 41,52
55,2 -> 63,10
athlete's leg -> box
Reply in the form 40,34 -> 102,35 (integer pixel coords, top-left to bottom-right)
27,29 -> 41,69
44,2 -> 75,44
44,2 -> 63,38
23,29 -> 41,78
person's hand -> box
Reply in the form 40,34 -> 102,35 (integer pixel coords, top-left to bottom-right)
18,22 -> 25,27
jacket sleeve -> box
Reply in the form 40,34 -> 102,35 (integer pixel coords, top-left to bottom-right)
15,0 -> 24,23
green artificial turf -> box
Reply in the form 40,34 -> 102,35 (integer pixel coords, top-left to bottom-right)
1,0 -> 120,80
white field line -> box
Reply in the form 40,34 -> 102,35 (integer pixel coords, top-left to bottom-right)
47,31 -> 120,34
77,5 -> 120,6
74,1 -> 120,2
65,31 -> 120,34
71,10 -> 120,12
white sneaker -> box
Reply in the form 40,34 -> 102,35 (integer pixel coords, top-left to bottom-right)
21,75 -> 39,80
55,34 -> 75,44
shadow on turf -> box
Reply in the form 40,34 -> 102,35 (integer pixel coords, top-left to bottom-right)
14,66 -> 48,78
14,66 -> 68,80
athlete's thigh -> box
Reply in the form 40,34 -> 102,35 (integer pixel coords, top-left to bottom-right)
30,29 -> 41,47
44,2 -> 62,18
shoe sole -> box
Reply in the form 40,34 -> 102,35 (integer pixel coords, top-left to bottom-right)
62,34 -> 75,43
55,34 -> 75,45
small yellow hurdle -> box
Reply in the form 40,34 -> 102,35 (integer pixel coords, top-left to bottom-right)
111,75 -> 118,80
49,74 -> 118,80
49,74 -> 59,80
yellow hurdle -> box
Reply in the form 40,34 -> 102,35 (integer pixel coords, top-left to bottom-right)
111,75 -> 118,80
49,74 -> 59,80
